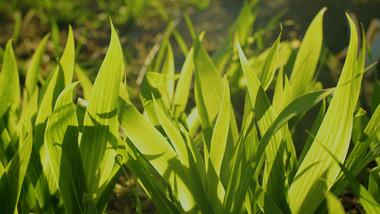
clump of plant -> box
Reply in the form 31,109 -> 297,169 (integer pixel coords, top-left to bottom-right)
121,6 -> 380,213
0,2 -> 379,214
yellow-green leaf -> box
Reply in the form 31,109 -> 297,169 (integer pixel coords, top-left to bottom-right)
288,14 -> 364,213
119,101 -> 197,211
24,34 -> 49,101
79,21 -> 123,195
45,82 -> 85,213
0,125 -> 32,214
289,8 -> 326,99
0,40 -> 19,118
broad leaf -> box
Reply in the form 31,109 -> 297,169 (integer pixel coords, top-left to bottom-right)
79,21 -> 123,197
45,82 -> 85,213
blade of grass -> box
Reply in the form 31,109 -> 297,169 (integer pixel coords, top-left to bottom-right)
161,42 -> 175,104
0,40 -> 19,118
289,8 -> 326,99
209,78 -> 230,177
325,192 -> 345,214
152,95 -> 210,212
115,155 -> 142,214
333,104 -> 380,195
207,78 -> 230,213
257,28 -> 281,90
0,124 -> 32,214
75,63 -> 93,100
118,101 -> 197,211
24,34 -> 50,101
224,86 -> 334,213
317,139 -> 380,213
173,47 -> 194,117
369,166 -> 380,203
35,25 -> 75,148
79,21 -> 123,196
119,137 -> 180,214
236,41 -> 286,206
288,14 -> 364,213
33,26 -> 76,198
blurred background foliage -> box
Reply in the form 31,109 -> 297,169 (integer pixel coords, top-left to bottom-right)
1,0 -> 380,80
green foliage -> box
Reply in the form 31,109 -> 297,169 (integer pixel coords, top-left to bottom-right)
0,3 -> 379,214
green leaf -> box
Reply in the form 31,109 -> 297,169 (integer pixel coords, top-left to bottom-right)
331,105 -> 380,197
32,26 -> 76,200
257,29 -> 281,90
236,41 -> 286,206
235,2 -> 256,48
209,78 -> 230,177
115,155 -> 142,214
45,82 -> 85,213
24,34 -> 49,101
298,99 -> 326,164
206,78 -> 230,213
289,8 -> 326,99
193,40 -> 239,180
18,87 -> 39,138
288,14 -> 364,213
161,42 -> 175,103
325,192 -> 345,214
118,138 -> 179,214
79,21 -> 123,195
369,166 -> 380,204
118,101 -> 197,212
61,26 -> 75,87
273,68 -> 284,114
193,39 -> 223,122
173,29 -> 189,56
173,48 -> 194,117
223,71 -> 333,213
0,125 -> 32,214
318,140 -> 380,213
35,25 -> 75,145
146,72 -> 181,88
0,39 -> 19,118
153,21 -> 175,74
75,63 -> 93,100
152,96 -> 210,212
253,181 -> 283,214
260,89 -> 334,149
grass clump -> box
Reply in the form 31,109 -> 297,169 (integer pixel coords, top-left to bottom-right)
0,3 -> 379,214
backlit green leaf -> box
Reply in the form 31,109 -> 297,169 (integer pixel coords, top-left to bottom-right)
326,192 -> 345,214
24,34 -> 49,101
0,125 -> 32,214
75,63 -> 93,100
79,21 -> 123,196
119,101 -> 197,212
173,48 -> 194,117
153,96 -> 210,212
288,14 -> 364,213
237,41 -> 285,206
45,82 -> 85,213
0,40 -> 19,118
289,8 -> 326,100
257,29 -> 281,90
369,166 -> 380,203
